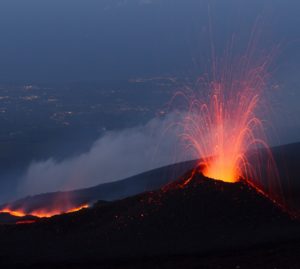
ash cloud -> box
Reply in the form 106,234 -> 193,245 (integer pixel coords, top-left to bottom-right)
17,113 -> 191,197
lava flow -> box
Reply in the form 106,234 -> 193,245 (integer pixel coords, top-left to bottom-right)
0,204 -> 89,218
177,43 -> 282,204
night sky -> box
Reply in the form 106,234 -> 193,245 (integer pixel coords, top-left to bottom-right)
0,0 -> 298,83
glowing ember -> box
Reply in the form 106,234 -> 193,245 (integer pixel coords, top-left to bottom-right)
0,204 -> 89,219
16,220 -> 37,225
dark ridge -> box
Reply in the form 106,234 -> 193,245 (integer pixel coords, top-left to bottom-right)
0,160 -> 197,220
0,170 -> 299,267
1,142 -> 300,221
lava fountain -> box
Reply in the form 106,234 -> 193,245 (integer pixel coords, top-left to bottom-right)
177,45 -> 282,203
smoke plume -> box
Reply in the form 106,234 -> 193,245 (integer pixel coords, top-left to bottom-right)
17,113 -> 190,197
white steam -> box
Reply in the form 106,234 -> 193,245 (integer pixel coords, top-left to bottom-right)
18,113 -> 191,196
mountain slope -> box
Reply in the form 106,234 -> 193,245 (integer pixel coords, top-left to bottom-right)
0,160 -> 196,221
0,171 -> 299,268
1,142 -> 300,222
3,142 -> 300,220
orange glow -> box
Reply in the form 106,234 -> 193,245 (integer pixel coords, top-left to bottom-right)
16,220 -> 36,225
0,204 -> 89,219
65,204 -> 89,214
0,208 -> 26,217
175,41 -> 283,204
27,204 -> 89,218
180,72 -> 271,184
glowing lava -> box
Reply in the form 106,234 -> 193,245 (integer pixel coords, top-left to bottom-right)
182,78 -> 265,184
0,204 -> 89,219
0,208 -> 26,217
177,44 -> 281,201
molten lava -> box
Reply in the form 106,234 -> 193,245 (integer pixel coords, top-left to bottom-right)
0,204 -> 89,219
16,220 -> 37,225
176,44 -> 282,203
182,79 -> 264,184
0,208 -> 26,217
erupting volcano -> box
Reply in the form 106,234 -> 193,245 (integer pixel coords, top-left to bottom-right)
177,44 -> 282,204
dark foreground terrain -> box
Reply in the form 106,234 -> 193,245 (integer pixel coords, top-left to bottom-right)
0,172 -> 300,268
0,143 -> 300,268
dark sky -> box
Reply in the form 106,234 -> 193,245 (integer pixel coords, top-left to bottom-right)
0,0 -> 299,83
